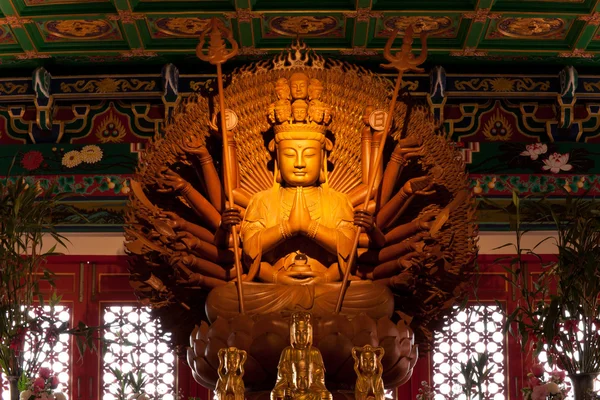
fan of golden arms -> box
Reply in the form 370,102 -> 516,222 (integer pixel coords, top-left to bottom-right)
125,36 -> 478,397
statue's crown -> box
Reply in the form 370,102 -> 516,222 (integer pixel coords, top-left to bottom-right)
291,311 -> 312,325
268,73 -> 332,143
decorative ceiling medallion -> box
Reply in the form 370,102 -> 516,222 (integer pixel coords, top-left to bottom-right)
154,17 -> 211,37
383,16 -> 452,35
496,17 -> 565,38
45,20 -> 113,40
269,16 -> 339,37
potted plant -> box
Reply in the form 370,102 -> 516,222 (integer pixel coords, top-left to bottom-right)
0,177 -> 99,400
492,193 -> 600,400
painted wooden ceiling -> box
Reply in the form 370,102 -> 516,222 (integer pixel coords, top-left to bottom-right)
2,0 -> 600,72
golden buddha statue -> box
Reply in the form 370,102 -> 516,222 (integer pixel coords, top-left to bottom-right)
215,347 -> 247,400
352,345 -> 385,400
271,312 -> 331,400
204,72 -> 395,321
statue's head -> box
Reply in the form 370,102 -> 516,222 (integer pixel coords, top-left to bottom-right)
268,75 -> 333,188
293,359 -> 311,391
290,312 -> 312,349
218,347 -> 246,375
275,78 -> 291,100
308,79 -> 323,100
359,349 -> 376,375
290,72 -> 309,100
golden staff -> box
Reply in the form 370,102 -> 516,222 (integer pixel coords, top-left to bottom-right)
196,18 -> 245,314
335,25 -> 428,313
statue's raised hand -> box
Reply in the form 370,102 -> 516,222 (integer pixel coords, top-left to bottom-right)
157,167 -> 189,193
403,176 -> 435,196
181,136 -> 210,157
158,211 -> 186,230
288,186 -> 311,236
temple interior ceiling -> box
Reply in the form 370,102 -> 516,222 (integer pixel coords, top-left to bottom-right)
1,0 -> 600,72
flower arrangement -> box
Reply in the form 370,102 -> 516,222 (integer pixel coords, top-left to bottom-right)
18,367 -> 66,400
0,177 -> 100,400
523,364 -> 570,400
489,192 -> 600,398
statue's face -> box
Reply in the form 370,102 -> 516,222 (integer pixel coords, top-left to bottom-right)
292,107 -> 307,122
308,86 -> 322,100
290,76 -> 309,99
278,140 -> 321,187
360,351 -> 376,374
295,364 -> 309,390
225,352 -> 238,372
292,320 -> 311,349
276,84 -> 290,100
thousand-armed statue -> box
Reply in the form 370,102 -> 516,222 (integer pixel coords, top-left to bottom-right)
125,19 -> 477,395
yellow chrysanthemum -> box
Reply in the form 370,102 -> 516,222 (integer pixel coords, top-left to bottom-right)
80,145 -> 103,164
61,150 -> 82,168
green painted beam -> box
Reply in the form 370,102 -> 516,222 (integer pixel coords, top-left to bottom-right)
115,0 -> 143,49
0,2 -> 35,52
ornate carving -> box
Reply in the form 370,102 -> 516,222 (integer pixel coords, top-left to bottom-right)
108,11 -> 144,24
462,8 -> 501,23
449,47 -> 488,57
269,16 -> 339,36
271,313 -> 331,400
339,47 -> 377,56
95,114 -> 127,143
120,48 -> 158,58
224,9 -> 263,23
353,345 -> 385,400
496,17 -> 565,38
154,17 -> 211,36
454,77 -> 551,92
239,46 -> 268,56
126,41 -> 477,392
383,16 -> 453,35
0,16 -> 33,28
60,78 -> 156,93
483,110 -> 513,141
0,82 -> 28,95
559,49 -> 594,58
343,8 -> 384,22
583,81 -> 600,92
215,347 -> 246,400
45,19 -> 113,39
579,12 -> 600,25
15,51 -> 51,60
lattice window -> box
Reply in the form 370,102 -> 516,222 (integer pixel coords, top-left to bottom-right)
102,306 -> 176,400
1,305 -> 71,400
432,305 -> 507,400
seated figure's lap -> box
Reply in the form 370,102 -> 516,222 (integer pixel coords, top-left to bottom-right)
205,281 -> 394,322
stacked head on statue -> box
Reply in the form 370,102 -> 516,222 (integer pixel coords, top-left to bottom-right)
290,311 -> 313,350
267,72 -> 332,187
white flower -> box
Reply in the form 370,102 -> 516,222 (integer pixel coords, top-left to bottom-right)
20,390 -> 33,400
520,143 -> 548,160
542,152 -> 573,173
80,145 -> 103,164
54,393 -> 67,400
62,150 -> 82,168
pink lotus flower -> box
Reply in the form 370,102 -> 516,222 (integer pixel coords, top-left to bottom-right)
521,143 -> 548,160
542,153 -> 573,173
528,375 -> 541,387
39,367 -> 51,379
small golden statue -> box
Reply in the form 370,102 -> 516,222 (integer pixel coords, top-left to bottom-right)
271,312 -> 332,400
352,345 -> 385,400
215,347 -> 247,400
